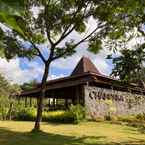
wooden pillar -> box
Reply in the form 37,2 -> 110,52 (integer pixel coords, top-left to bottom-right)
53,98 -> 55,109
75,86 -> 80,104
56,99 -> 58,109
17,97 -> 20,104
30,98 -> 32,107
65,99 -> 68,108
80,85 -> 85,106
48,98 -> 50,107
25,97 -> 27,107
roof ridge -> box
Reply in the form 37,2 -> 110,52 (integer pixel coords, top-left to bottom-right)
71,56 -> 102,76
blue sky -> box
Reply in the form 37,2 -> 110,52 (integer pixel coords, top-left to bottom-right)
0,7 -> 144,84
0,42 -> 115,84
1,33 -> 141,84
19,56 -> 72,82
16,43 -> 114,84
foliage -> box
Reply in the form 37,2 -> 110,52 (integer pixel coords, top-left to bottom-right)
69,104 -> 85,124
15,107 -> 36,121
15,105 -> 85,124
0,74 -> 21,120
0,0 -> 25,37
1,0 -> 145,64
136,113 -> 145,121
21,80 -> 38,91
109,46 -> 145,84
43,110 -> 74,123
1,0 -> 145,130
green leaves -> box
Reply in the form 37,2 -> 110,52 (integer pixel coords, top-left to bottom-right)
110,46 -> 145,83
0,15 -> 26,38
0,0 -> 26,38
53,40 -> 76,59
88,39 -> 102,54
0,0 -> 24,16
74,14 -> 86,33
0,0 -> 144,66
32,33 -> 46,44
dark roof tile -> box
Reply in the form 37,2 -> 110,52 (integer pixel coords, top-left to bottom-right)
71,56 -> 101,76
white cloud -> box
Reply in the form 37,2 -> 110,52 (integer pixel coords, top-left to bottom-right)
52,44 -> 112,76
48,74 -> 65,80
2,13 -> 142,84
0,57 -> 66,84
0,57 -> 44,84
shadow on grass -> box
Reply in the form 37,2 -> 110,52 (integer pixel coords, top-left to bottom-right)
0,127 -> 145,145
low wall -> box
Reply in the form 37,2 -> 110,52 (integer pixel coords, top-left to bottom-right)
84,86 -> 145,119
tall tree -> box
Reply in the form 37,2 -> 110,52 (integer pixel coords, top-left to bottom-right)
21,80 -> 38,91
0,0 -> 145,130
0,73 -> 21,120
110,46 -> 145,85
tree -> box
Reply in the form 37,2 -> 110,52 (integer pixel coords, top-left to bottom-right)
0,0 -> 145,130
0,73 -> 21,120
110,45 -> 145,85
0,0 -> 25,36
21,80 -> 38,91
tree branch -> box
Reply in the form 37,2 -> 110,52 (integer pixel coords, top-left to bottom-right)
54,2 -> 86,46
73,23 -> 106,48
52,23 -> 106,61
29,40 -> 46,63
138,27 -> 145,36
44,4 -> 54,46
54,26 -> 76,46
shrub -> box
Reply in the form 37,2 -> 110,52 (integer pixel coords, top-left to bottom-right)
69,104 -> 85,124
15,107 -> 36,121
6,104 -> 85,124
104,114 -> 118,121
136,113 -> 145,121
94,117 -> 104,122
104,115 -> 112,121
42,110 -> 74,123
117,115 -> 137,123
138,125 -> 145,133
43,105 -> 85,124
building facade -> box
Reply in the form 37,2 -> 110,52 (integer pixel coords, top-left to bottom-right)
19,57 -> 145,119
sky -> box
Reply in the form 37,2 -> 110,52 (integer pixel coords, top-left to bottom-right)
0,31 -> 143,85
0,42 -> 114,84
0,8 -> 144,85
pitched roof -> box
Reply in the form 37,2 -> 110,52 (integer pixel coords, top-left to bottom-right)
71,56 -> 102,76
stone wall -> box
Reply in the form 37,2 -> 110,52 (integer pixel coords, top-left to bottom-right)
84,86 -> 145,119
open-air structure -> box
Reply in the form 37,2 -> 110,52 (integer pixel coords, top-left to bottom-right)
19,57 -> 145,119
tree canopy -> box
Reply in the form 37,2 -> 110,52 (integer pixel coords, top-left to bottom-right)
0,73 -> 21,97
0,0 -> 145,130
0,0 -> 145,60
110,45 -> 145,84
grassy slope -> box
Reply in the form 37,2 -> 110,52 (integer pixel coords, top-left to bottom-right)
0,121 -> 145,145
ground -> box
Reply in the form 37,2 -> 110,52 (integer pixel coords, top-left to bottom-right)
0,121 -> 145,145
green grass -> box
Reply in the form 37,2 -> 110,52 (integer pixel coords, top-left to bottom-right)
0,121 -> 145,145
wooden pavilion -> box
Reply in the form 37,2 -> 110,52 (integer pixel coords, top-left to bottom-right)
18,57 -> 145,117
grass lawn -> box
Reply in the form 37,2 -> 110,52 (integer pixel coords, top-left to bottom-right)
0,121 -> 145,145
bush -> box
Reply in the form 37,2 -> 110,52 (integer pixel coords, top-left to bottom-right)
104,115 -> 112,121
15,107 -> 36,121
117,115 -> 137,123
69,104 -> 85,124
136,113 -> 145,121
4,104 -> 85,124
94,117 -> 104,122
43,105 -> 85,124
42,110 -> 74,123
138,125 -> 145,133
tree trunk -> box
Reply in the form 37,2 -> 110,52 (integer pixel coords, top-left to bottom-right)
34,62 -> 50,131
7,102 -> 13,120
